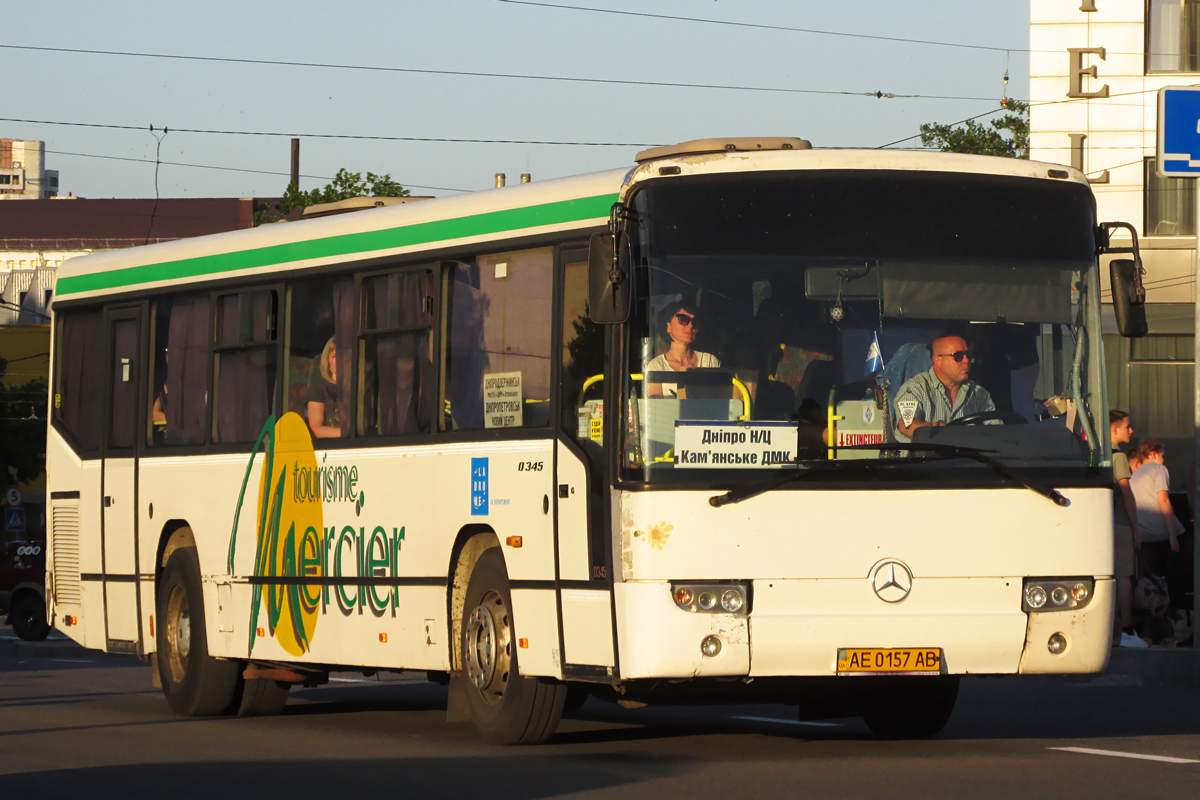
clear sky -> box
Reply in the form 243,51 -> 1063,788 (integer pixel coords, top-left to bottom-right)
2,1 -> 1030,199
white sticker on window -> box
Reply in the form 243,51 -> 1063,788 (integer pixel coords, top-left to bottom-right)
895,397 -> 919,428
483,371 -> 522,428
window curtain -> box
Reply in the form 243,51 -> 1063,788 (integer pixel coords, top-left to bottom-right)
58,312 -> 104,450
372,273 -> 430,435
165,296 -> 211,445
447,265 -> 488,430
215,292 -> 273,442
333,281 -> 354,437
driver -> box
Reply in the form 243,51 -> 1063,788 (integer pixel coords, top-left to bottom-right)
892,335 -> 995,443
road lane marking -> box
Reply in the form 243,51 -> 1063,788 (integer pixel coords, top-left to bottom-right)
734,716 -> 842,728
1050,747 -> 1200,764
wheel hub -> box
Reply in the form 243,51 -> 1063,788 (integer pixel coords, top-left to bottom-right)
464,589 -> 511,704
165,584 -> 191,684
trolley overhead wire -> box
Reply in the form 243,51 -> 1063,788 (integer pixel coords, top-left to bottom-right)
41,148 -> 470,193
0,43 -> 998,103
0,116 -> 659,148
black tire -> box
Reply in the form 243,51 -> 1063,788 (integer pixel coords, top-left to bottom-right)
156,547 -> 240,716
861,676 -> 959,739
461,547 -> 566,745
238,678 -> 291,717
11,593 -> 50,642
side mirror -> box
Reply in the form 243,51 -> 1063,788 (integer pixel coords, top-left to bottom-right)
588,231 -> 631,324
1110,259 -> 1148,338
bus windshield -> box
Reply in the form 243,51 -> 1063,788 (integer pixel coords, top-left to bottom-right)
621,170 -> 1103,481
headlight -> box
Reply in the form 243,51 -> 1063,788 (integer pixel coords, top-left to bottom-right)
1023,578 -> 1093,612
671,582 -> 749,615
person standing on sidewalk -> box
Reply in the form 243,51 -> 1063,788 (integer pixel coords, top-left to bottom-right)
1110,411 -> 1147,648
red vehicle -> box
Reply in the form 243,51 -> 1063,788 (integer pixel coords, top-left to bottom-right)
2,502 -> 49,642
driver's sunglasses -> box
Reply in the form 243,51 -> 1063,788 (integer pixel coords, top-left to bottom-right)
937,349 -> 974,363
673,313 -> 697,326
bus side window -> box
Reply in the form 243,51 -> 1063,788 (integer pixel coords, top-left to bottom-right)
358,270 -> 432,436
54,309 -> 105,452
288,277 -> 353,439
148,294 -> 210,446
213,289 -> 277,443
443,247 -> 553,431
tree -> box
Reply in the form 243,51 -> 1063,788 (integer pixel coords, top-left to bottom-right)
254,168 -> 410,225
919,101 -> 1029,159
0,355 -> 48,489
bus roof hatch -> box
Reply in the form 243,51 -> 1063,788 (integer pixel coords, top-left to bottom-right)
635,137 -> 812,163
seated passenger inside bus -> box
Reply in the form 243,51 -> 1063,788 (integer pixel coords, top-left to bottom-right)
307,337 -> 342,438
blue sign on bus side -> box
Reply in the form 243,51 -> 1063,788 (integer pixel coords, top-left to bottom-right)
1157,86 -> 1200,177
4,508 -> 25,532
471,458 -> 489,516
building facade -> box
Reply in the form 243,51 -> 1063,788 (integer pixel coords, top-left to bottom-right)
0,140 -> 58,200
1032,0 -> 1199,485
0,197 -> 265,325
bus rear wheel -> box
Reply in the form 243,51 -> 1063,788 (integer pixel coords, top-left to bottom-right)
237,677 -> 291,717
156,547 -> 240,716
11,593 -> 50,642
461,547 -> 566,745
861,676 -> 959,739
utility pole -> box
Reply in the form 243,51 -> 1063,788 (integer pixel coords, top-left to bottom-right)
291,138 -> 300,189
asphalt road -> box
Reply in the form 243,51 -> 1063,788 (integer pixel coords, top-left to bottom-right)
2,637 -> 1198,798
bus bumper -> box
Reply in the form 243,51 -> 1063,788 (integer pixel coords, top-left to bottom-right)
614,577 -> 1113,679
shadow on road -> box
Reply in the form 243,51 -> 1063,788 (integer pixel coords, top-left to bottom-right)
0,753 -> 693,799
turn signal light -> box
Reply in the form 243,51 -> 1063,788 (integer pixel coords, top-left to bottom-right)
379,633 -> 388,643
506,536 -> 523,548
518,638 -> 529,648
63,615 -> 77,626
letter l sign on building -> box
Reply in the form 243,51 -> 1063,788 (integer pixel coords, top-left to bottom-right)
1156,86 -> 1200,622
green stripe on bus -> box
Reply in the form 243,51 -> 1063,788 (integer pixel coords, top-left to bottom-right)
55,192 -> 618,296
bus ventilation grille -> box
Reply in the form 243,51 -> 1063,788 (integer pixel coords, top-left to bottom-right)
51,501 -> 81,607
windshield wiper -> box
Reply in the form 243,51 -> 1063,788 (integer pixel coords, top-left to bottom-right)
708,442 -> 1067,508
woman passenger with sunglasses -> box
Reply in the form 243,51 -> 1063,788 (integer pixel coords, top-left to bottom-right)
646,301 -> 721,398
891,335 -> 995,443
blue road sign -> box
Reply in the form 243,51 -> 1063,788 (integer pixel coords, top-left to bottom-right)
1157,86 -> 1200,177
4,507 -> 25,532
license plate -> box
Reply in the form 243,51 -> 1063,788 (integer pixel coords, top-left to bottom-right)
837,647 -> 942,675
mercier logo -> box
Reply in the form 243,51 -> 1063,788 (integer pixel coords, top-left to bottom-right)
230,413 -> 324,657
228,412 -> 408,659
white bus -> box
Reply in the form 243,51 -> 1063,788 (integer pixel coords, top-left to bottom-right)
45,139 -> 1144,743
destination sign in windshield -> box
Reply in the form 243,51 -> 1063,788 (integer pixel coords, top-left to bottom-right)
674,421 -> 799,469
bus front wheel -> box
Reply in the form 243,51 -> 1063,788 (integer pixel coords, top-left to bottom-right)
156,547 -> 240,716
861,676 -> 959,739
461,547 -> 566,745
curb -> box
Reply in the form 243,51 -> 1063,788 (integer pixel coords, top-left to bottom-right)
1102,647 -> 1200,687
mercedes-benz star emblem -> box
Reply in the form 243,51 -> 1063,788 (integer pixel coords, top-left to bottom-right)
870,559 -> 913,604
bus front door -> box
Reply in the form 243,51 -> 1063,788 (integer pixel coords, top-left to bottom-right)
101,308 -> 143,651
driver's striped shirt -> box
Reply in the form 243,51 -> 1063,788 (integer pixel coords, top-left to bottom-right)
891,367 -> 995,443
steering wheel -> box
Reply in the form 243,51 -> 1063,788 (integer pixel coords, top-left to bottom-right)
947,411 -> 1030,426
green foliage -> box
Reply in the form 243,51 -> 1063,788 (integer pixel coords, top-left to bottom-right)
254,168 -> 410,225
0,356 -> 48,489
919,101 -> 1029,159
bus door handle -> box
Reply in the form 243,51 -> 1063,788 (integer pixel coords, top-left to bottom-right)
104,496 -> 113,508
